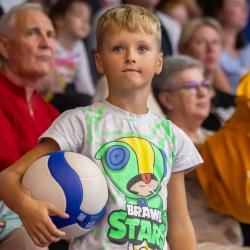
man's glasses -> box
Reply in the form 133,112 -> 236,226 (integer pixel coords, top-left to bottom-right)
168,80 -> 212,95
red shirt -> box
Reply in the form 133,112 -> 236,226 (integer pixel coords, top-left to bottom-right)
0,73 -> 59,171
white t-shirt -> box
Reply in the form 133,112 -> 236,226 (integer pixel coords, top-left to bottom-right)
40,100 -> 203,250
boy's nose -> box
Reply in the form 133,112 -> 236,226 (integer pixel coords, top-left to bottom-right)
125,58 -> 136,64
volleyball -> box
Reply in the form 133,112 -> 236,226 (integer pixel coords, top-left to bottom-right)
21,151 -> 108,239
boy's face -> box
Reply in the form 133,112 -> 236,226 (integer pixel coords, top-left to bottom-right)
95,29 -> 163,94
60,2 -> 91,39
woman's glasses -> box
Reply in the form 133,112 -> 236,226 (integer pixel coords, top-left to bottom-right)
168,80 -> 212,95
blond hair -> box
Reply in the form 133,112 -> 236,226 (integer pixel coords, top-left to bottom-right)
178,17 -> 222,49
96,4 -> 161,50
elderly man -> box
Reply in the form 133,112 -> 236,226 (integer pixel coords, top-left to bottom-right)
0,3 -> 59,250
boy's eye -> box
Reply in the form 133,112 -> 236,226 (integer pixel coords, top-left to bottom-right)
112,46 -> 124,52
138,46 -> 149,52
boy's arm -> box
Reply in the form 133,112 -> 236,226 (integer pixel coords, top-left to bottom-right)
167,171 -> 197,250
0,138 -> 69,247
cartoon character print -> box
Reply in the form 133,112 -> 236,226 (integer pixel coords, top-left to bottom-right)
96,137 -> 168,250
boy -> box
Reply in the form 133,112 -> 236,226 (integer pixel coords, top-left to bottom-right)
0,4 -> 201,250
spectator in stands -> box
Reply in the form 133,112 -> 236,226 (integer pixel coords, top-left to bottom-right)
152,55 -> 213,147
179,17 -> 230,93
38,0 -> 94,112
179,17 -> 235,131
203,0 -> 250,94
0,3 -> 59,250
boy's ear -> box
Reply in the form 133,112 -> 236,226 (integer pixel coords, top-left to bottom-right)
95,52 -> 105,74
155,52 -> 163,75
0,37 -> 10,60
158,91 -> 174,111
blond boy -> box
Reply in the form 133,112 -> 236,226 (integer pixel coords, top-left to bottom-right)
0,4 -> 201,250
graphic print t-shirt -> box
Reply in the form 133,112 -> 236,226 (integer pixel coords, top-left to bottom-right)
40,101 -> 203,250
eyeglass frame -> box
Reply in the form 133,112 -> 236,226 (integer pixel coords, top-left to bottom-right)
164,80 -> 212,94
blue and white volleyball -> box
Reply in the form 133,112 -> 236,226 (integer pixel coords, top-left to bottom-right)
21,151 -> 108,239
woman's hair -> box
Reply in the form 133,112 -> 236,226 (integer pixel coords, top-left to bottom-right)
96,4 -> 162,51
152,55 -> 203,110
0,3 -> 42,37
178,17 -> 222,50
49,0 -> 91,27
202,0 -> 246,49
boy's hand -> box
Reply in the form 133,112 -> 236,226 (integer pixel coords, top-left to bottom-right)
19,196 -> 69,247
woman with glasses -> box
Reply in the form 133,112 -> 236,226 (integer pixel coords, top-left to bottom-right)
179,17 -> 236,131
152,55 -> 248,250
153,55 -> 213,147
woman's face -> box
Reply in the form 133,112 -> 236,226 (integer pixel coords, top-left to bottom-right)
219,0 -> 249,30
184,25 -> 222,74
166,67 -> 213,122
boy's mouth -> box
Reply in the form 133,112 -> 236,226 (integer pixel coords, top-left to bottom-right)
122,68 -> 140,73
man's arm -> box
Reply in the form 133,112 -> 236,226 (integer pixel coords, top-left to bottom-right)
167,171 -> 197,250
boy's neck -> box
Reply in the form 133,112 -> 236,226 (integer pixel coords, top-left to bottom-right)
107,91 -> 149,114
56,32 -> 79,51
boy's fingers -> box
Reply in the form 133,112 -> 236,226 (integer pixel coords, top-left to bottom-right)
38,220 -> 62,242
46,218 -> 66,238
48,203 -> 69,219
29,222 -> 61,247
33,231 -> 50,247
26,228 -> 50,248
